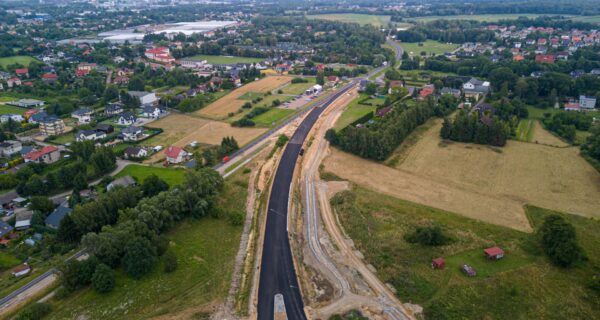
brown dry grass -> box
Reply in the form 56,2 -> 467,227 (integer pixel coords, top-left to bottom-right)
197,76 -> 293,118
323,119 -> 600,232
530,120 -> 569,147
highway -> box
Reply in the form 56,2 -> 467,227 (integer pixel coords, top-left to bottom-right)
256,82 -> 356,320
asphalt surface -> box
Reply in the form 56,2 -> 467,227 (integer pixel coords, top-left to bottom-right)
257,82 -> 356,320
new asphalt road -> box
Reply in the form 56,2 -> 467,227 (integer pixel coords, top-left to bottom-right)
257,82 -> 356,320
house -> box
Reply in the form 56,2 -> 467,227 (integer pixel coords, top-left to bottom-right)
15,68 -> 29,78
327,75 -> 339,85
39,116 -> 66,136
579,95 -> 597,110
0,140 -> 22,157
535,54 -> 555,64
128,91 -> 158,106
71,108 -> 94,124
121,126 -> 143,141
105,103 -> 123,116
570,70 -> 585,78
95,124 -> 114,134
513,54 -> 525,61
107,175 -> 136,191
45,205 -> 72,229
440,87 -> 461,98
117,112 -> 137,125
15,210 -> 33,230
41,73 -> 58,83
28,111 -> 48,124
144,47 -> 170,60
142,105 -> 164,119
419,86 -> 434,99
484,246 -> 505,260
164,146 -> 187,164
7,77 -> 21,88
388,80 -> 404,94
431,257 -> 445,270
11,263 -> 31,277
23,108 -> 42,120
461,264 -> 477,277
24,145 -> 60,164
113,76 -> 129,85
76,130 -> 106,142
0,114 -> 25,123
123,147 -> 148,159
305,84 -> 323,95
0,220 -> 14,238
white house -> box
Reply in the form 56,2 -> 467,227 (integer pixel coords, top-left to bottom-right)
123,146 -> 148,159
142,105 -> 164,119
71,108 -> 94,124
105,103 -> 124,116
0,140 -> 22,157
0,114 -> 25,123
128,91 -> 158,106
117,112 -> 137,125
121,126 -> 143,141
76,130 -> 106,142
579,95 -> 597,110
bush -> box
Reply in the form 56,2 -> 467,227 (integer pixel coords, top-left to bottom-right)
91,263 -> 115,293
539,215 -> 583,267
405,225 -> 449,246
16,303 -> 51,320
291,77 -> 308,84
163,249 -> 178,273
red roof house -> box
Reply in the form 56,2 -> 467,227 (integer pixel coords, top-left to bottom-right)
164,146 -> 187,164
535,54 -> 555,64
42,73 -> 58,82
431,257 -> 445,269
24,146 -> 60,164
484,246 -> 505,260
15,68 -> 29,77
24,109 -> 42,119
419,86 -> 434,99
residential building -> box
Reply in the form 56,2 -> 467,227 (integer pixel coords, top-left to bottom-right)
15,210 -> 33,230
128,91 -> 158,106
24,146 -> 60,164
0,140 -> 22,157
15,68 -> 29,78
579,95 -> 597,110
142,105 -> 164,119
121,126 -> 143,141
95,124 -> 114,134
0,220 -> 14,238
0,114 -> 25,123
41,73 -> 58,83
164,146 -> 187,164
39,116 -> 66,136
71,108 -> 94,124
123,147 -> 148,159
535,54 -> 556,64
107,175 -> 136,191
76,130 -> 106,142
117,112 -> 137,125
105,103 -> 123,116
45,206 -> 72,229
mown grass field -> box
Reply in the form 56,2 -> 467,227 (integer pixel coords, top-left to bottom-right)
251,108 -> 295,127
188,55 -> 264,65
411,14 -> 563,23
306,13 -> 391,26
279,78 -> 316,95
399,40 -> 459,56
44,170 -> 249,319
0,105 -> 27,115
0,56 -> 37,68
115,164 -> 187,187
333,93 -> 378,130
330,185 -> 600,319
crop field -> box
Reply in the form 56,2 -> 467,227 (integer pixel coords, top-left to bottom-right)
144,113 -> 266,151
197,76 -> 293,118
411,14 -> 563,23
0,105 -> 26,115
45,170 -> 249,320
399,40 -> 459,56
0,56 -> 36,68
331,185 -> 600,319
188,55 -> 264,65
115,165 -> 186,187
333,93 -> 377,130
323,119 -> 600,232
306,13 -> 391,26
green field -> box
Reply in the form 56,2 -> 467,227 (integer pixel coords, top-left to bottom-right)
0,56 -> 37,68
334,94 -> 380,130
237,92 -> 264,100
279,78 -> 316,95
330,185 -> 600,319
115,164 -> 187,187
411,14 -> 564,23
570,15 -> 600,23
48,133 -> 75,145
306,13 -> 391,26
0,105 -> 26,115
45,170 -> 249,319
0,252 -> 20,270
188,55 -> 264,65
252,108 -> 295,127
515,119 -> 535,142
399,40 -> 459,56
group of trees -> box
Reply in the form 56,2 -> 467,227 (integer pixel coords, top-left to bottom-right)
543,111 -> 594,142
539,215 -> 584,267
441,111 -> 510,147
327,96 -> 457,160
405,225 -> 450,246
397,20 -> 495,44
582,126 -> 600,162
200,136 -> 240,166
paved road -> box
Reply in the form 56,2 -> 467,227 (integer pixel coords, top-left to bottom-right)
257,82 -> 356,320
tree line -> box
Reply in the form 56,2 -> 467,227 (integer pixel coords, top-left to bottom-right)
440,110 -> 510,147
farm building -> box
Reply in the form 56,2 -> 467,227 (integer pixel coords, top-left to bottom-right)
484,246 -> 505,260
431,257 -> 445,269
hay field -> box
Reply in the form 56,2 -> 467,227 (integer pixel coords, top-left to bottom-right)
143,113 -> 266,162
197,76 -> 293,118
323,119 -> 600,232
530,120 -> 569,147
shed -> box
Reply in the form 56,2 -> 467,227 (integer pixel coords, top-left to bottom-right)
484,246 -> 505,260
431,257 -> 445,270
